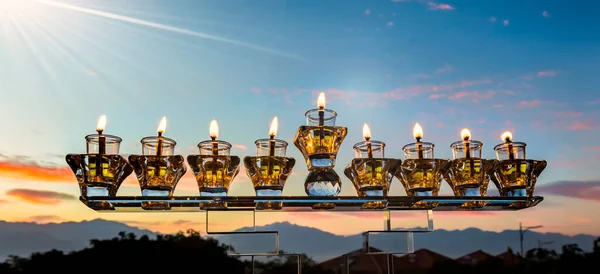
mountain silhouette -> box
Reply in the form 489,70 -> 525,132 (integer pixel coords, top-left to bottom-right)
0,219 -> 596,263
217,222 -> 598,262
0,219 -> 155,261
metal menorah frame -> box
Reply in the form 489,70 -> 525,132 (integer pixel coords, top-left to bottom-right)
79,195 -> 542,274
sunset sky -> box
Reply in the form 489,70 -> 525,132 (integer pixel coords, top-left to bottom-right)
0,0 -> 598,237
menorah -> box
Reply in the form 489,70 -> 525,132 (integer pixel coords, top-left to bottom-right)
66,93 -> 546,274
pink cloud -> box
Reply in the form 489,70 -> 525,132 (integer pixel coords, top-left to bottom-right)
436,63 -> 453,74
503,20 -> 509,26
516,100 -> 541,108
586,99 -> 600,105
436,122 -> 445,128
489,17 -> 497,23
387,21 -> 394,27
427,2 -> 454,10
567,120 -> 596,131
233,144 -> 248,150
250,88 -> 261,94
537,70 -> 558,77
586,146 -> 600,152
448,90 -> 496,103
542,11 -> 551,18
531,121 -> 543,128
554,111 -> 583,118
364,9 -> 371,15
504,121 -> 513,126
428,93 -> 445,99
537,180 -> 600,203
492,104 -> 503,108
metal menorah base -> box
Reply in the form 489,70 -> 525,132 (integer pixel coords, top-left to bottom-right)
80,196 -> 542,274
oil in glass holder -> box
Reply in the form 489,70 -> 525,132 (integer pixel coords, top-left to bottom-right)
444,140 -> 495,208
244,139 -> 295,210
395,142 -> 450,208
490,140 -> 547,200
293,109 -> 347,209
66,134 -> 133,198
187,140 -> 240,209
344,140 -> 401,209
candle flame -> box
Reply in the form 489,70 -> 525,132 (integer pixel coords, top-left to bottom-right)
362,123 -> 371,140
317,92 -> 326,109
501,131 -> 512,142
413,122 -> 423,140
269,116 -> 278,137
96,115 -> 106,132
461,128 -> 471,141
210,119 -> 219,139
157,116 -> 167,134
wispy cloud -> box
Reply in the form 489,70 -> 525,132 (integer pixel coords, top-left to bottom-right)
429,93 -> 446,99
503,20 -> 510,26
6,189 -> 76,205
586,99 -> 600,105
448,90 -> 496,103
542,11 -> 551,18
567,120 -> 596,131
364,9 -> 371,15
0,158 -> 73,183
489,17 -> 497,23
233,144 -> 248,150
436,63 -> 453,74
387,21 -> 394,27
427,2 -> 454,10
516,100 -> 543,108
537,180 -> 600,203
38,0 -> 303,60
537,70 -> 558,77
555,111 -> 583,118
23,215 -> 65,223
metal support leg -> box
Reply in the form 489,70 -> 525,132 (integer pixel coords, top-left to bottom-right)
206,210 -> 279,256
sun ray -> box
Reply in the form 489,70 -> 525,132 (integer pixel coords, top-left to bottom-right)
36,0 -> 303,60
9,12 -> 59,84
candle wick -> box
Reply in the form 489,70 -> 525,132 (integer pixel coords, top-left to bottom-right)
97,130 -> 103,135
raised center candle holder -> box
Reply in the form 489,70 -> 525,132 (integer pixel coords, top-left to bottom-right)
293,93 -> 347,209
128,117 -> 187,200
66,115 -> 133,197
395,123 -> 450,206
489,132 -> 547,199
187,120 -> 240,204
344,123 -> 401,209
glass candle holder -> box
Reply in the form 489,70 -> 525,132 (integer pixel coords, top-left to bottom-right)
450,140 -> 483,159
305,109 -> 337,126
85,134 -> 122,154
254,138 -> 288,157
244,139 -> 295,209
493,142 -> 526,160
402,142 -> 435,159
188,140 -> 240,197
397,142 -> 448,199
353,140 -> 385,158
445,140 -> 491,200
67,134 -> 132,197
293,110 -> 347,169
128,136 -> 187,197
198,140 -> 232,156
141,136 -> 176,156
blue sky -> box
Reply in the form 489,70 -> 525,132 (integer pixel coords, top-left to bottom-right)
0,0 -> 598,235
